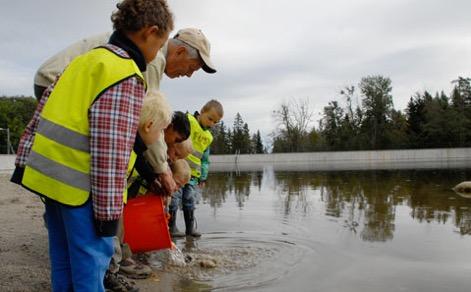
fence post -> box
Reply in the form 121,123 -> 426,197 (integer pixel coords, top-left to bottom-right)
6,128 -> 10,154
0,127 -> 13,154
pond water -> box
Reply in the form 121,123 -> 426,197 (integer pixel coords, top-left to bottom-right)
149,168 -> 471,292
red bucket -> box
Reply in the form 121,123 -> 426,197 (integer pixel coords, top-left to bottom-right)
123,193 -> 172,252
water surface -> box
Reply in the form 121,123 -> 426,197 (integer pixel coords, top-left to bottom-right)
151,168 -> 471,292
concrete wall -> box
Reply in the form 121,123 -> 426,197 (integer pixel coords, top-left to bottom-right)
210,148 -> 471,172
0,155 -> 16,173
2,148 -> 470,174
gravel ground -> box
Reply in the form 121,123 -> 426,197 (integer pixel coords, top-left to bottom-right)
0,174 -> 176,292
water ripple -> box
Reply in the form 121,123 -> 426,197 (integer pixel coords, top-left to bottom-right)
147,231 -> 317,291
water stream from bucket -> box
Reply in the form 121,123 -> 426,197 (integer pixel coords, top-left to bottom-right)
168,246 -> 187,267
148,245 -> 187,269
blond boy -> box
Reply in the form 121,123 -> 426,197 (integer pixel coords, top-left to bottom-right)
169,100 -> 224,237
138,91 -> 172,146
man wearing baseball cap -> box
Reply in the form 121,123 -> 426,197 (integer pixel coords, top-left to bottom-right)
144,27 -> 216,87
172,28 -> 216,74
30,27 -> 216,291
34,27 -> 216,97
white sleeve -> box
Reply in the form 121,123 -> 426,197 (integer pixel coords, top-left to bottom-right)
143,49 -> 166,91
143,137 -> 169,174
34,32 -> 112,87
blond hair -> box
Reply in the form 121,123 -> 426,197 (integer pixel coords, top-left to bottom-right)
201,99 -> 224,117
171,159 -> 191,184
139,90 -> 172,130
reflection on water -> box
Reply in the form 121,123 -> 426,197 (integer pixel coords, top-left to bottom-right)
201,172 -> 262,209
154,168 -> 471,292
202,169 -> 471,241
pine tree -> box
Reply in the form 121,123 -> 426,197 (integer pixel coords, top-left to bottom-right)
242,123 -> 251,154
253,130 -> 264,153
231,113 -> 252,154
210,121 -> 228,154
406,92 -> 427,148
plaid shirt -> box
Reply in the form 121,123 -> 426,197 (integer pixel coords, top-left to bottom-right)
15,44 -> 145,221
15,85 -> 53,167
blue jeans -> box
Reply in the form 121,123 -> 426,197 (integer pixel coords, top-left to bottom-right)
45,199 -> 114,292
169,183 -> 196,212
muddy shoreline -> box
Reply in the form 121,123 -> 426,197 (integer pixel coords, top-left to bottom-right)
0,174 -> 177,292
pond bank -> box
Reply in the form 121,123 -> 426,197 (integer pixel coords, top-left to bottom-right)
210,147 -> 471,171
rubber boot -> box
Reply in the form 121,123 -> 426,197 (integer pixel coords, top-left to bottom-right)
183,209 -> 201,237
168,210 -> 185,238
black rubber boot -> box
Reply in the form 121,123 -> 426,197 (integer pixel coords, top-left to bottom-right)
183,209 -> 201,237
168,210 -> 185,238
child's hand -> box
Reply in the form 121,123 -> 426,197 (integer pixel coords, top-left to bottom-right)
198,181 -> 206,189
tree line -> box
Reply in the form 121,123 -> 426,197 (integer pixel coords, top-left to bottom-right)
272,75 -> 471,152
210,112 -> 265,154
0,96 -> 37,153
1,75 -> 471,154
0,95 -> 265,155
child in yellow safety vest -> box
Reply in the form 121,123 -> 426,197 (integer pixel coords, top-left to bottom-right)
168,99 -> 224,237
105,90 -> 173,290
11,1 -> 174,291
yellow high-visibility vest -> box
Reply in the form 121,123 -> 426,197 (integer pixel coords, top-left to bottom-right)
125,151 -> 138,204
186,113 -> 213,178
22,47 -> 144,206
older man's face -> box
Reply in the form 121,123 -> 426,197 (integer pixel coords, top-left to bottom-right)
165,47 -> 202,78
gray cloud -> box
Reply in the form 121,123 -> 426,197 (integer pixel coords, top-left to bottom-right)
1,0 -> 470,142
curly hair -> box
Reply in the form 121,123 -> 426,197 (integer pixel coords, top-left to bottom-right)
111,0 -> 174,36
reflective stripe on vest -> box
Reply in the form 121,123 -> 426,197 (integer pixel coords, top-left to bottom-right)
185,113 -> 213,178
37,118 -> 89,152
186,159 -> 200,172
191,149 -> 203,159
22,47 -> 144,206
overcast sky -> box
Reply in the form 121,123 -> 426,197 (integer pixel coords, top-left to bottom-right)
1,0 -> 471,145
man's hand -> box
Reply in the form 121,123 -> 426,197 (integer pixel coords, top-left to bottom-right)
157,169 -> 176,196
149,178 -> 163,195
